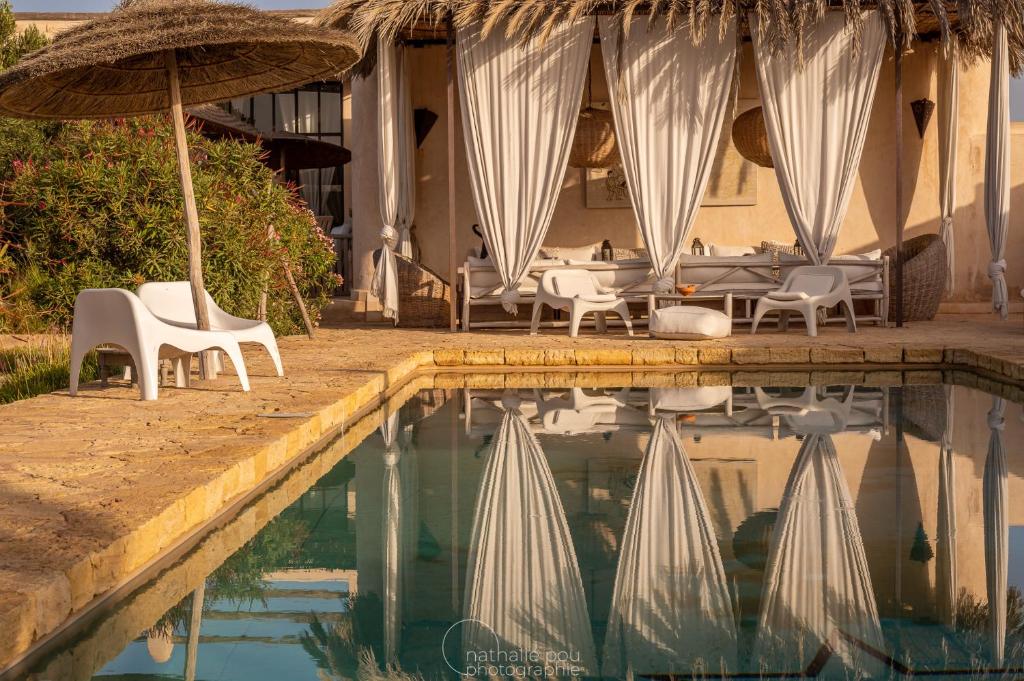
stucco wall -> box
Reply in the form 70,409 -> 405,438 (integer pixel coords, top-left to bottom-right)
349,40 -> 1023,307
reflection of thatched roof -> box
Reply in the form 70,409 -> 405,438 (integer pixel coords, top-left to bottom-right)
0,0 -> 360,119
321,0 -> 1023,77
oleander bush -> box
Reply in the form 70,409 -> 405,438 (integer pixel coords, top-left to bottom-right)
0,115 -> 339,335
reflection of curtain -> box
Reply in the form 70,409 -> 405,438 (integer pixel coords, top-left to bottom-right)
373,43 -> 416,322
457,19 -> 593,314
936,386 -> 958,626
463,408 -> 596,673
938,43 -> 959,294
757,434 -> 883,674
986,22 -> 1011,319
750,12 -> 885,264
380,411 -> 402,661
598,17 -> 736,293
984,397 -> 1008,665
604,418 -> 735,677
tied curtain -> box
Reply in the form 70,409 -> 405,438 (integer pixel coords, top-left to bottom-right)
373,42 -> 417,322
462,405 -> 597,674
936,385 -> 958,626
598,17 -> 737,293
751,12 -> 886,264
984,397 -> 1008,665
457,19 -> 594,314
985,22 -> 1011,319
938,43 -> 959,294
603,417 -> 736,677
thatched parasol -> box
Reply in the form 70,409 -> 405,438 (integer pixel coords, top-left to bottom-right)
321,0 -> 1023,77
0,0 -> 358,349
189,103 -> 352,170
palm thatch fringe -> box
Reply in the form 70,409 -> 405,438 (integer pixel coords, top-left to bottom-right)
320,0 -> 1024,77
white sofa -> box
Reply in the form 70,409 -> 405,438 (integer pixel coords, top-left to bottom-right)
676,250 -> 889,326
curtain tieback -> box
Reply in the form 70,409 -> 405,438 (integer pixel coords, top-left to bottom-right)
988,411 -> 1005,431
940,216 -> 954,235
500,289 -> 520,315
383,447 -> 400,466
654,275 -> 676,294
988,259 -> 1007,280
380,225 -> 399,248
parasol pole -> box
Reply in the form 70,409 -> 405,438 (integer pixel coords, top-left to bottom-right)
165,49 -> 216,379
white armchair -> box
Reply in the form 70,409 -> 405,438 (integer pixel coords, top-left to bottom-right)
69,289 -> 250,401
751,266 -> 856,337
529,269 -> 634,338
137,281 -> 283,376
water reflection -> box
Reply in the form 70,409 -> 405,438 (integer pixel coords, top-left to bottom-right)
19,382 -> 1024,680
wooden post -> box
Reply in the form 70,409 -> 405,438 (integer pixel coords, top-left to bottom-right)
269,225 -> 316,339
184,582 -> 205,681
894,44 -> 905,328
166,49 -> 215,378
447,17 -> 459,332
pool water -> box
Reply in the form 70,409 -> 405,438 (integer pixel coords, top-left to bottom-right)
17,380 -> 1024,680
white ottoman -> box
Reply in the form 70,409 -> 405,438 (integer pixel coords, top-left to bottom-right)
649,305 -> 732,339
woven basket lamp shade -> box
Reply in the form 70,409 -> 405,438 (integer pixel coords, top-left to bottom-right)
0,0 -> 357,355
731,106 -> 774,168
569,106 -> 620,168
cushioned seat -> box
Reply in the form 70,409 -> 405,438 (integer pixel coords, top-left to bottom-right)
649,305 -> 732,339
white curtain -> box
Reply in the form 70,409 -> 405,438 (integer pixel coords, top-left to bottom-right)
598,17 -> 737,293
380,410 -> 402,661
751,12 -> 886,264
986,22 -> 1011,319
756,434 -> 883,675
373,42 -> 417,322
938,43 -> 959,294
462,407 -> 597,673
984,396 -> 1008,665
936,385 -> 958,626
457,18 -> 594,314
604,418 -> 736,677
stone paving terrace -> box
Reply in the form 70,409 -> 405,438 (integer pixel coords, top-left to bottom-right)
0,315 -> 1022,672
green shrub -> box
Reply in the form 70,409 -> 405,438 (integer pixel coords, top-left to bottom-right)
0,337 -> 96,404
0,116 -> 339,336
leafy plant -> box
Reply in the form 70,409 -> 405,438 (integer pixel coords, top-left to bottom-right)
0,1 -> 46,70
0,116 -> 339,335
0,337 -> 96,404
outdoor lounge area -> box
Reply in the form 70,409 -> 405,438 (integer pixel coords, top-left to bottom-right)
0,0 -> 1023,679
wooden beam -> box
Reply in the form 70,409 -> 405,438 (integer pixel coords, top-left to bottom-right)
447,16 -> 459,332
894,44 -> 905,328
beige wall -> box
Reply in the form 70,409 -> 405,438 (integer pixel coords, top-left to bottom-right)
350,40 -> 1023,308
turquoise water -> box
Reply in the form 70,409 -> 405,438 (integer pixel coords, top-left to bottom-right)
16,381 -> 1024,680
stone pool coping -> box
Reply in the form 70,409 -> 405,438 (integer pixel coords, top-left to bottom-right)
0,318 -> 1022,672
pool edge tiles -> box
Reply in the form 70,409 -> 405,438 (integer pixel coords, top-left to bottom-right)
1,333 -> 1022,675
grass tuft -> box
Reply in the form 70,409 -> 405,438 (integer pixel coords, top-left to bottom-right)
0,337 -> 96,404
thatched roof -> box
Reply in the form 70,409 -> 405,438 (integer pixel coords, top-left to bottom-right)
321,0 -> 1023,76
0,0 -> 360,120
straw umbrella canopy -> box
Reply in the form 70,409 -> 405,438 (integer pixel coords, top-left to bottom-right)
0,0 -> 359,336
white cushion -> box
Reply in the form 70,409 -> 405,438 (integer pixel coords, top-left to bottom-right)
767,291 -> 810,301
539,243 -> 601,261
709,244 -> 757,257
649,306 -> 732,339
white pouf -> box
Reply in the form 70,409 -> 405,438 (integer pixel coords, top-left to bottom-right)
649,305 -> 732,339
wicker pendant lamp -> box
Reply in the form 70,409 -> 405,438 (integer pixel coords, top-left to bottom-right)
569,60 -> 620,168
0,0 -> 357,348
732,106 -> 774,168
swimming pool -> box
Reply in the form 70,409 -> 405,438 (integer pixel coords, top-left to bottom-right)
15,378 -> 1024,680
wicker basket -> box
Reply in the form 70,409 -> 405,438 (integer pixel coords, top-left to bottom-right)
732,107 -> 773,168
569,107 -> 620,168
883,233 -> 947,322
395,254 -> 451,328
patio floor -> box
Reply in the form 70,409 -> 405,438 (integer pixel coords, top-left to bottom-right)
0,314 -> 1022,672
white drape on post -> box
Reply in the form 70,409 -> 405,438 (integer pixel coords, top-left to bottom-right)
373,43 -> 417,322
984,396 -> 1008,665
985,22 -> 1011,319
462,406 -> 596,673
603,418 -> 736,677
938,43 -> 959,294
380,410 -> 402,662
751,12 -> 886,264
457,19 -> 594,314
756,434 -> 883,675
598,17 -> 737,293
936,385 -> 958,626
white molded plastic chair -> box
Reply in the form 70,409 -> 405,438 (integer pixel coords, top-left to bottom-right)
751,266 -> 856,337
69,289 -> 250,401
530,269 -> 633,338
137,281 -> 283,376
